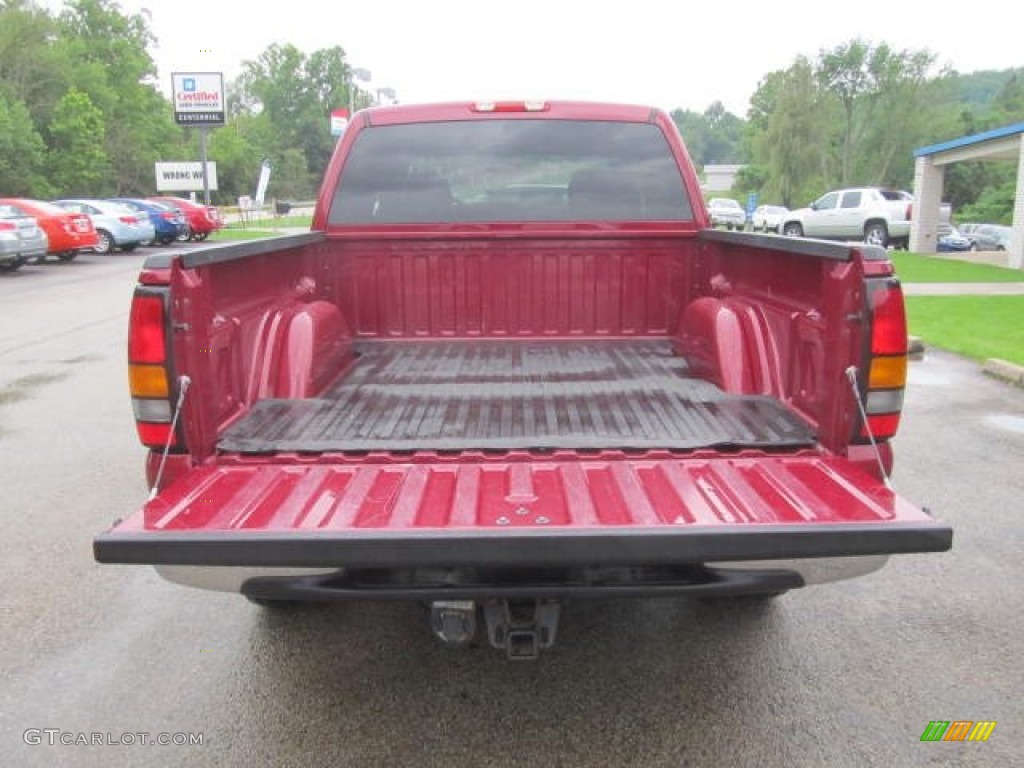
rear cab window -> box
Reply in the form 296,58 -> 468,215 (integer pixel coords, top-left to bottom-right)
328,119 -> 693,225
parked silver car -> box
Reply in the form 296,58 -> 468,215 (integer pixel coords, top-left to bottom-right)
51,199 -> 156,254
966,224 -> 1012,252
0,206 -> 49,271
707,198 -> 746,230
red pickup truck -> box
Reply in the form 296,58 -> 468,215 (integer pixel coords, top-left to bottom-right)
96,101 -> 950,658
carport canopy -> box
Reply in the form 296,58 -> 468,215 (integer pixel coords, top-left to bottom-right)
910,122 -> 1024,269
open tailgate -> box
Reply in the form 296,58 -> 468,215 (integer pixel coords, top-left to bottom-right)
95,455 -> 950,567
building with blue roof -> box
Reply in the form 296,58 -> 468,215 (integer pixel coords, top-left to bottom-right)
910,123 -> 1023,268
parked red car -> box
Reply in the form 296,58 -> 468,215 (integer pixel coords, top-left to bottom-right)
0,197 -> 99,262
148,196 -> 224,241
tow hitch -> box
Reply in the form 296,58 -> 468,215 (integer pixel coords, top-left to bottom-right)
430,599 -> 562,660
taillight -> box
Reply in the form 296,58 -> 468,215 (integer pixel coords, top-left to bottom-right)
0,221 -> 15,231
857,278 -> 908,441
161,212 -> 175,220
129,294 -> 166,362
119,216 -> 138,224
128,291 -> 177,448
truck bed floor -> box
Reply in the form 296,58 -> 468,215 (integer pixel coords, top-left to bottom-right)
219,340 -> 814,453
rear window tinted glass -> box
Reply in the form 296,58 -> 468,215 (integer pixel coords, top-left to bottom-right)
329,119 -> 693,224
840,191 -> 862,208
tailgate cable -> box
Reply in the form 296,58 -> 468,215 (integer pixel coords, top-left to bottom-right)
149,375 -> 191,500
845,366 -> 893,490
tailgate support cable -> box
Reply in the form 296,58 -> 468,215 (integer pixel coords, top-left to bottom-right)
845,366 -> 893,490
149,375 -> 191,500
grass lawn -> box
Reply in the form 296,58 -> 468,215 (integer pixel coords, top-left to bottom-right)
890,252 -> 1024,283
207,228 -> 278,241
224,214 -> 313,230
905,296 -> 1024,366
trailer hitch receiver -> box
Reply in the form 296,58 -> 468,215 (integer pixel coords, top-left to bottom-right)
483,599 -> 561,660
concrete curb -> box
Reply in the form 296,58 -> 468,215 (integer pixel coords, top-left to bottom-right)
908,336 -> 925,360
982,359 -> 1024,387
909,337 -> 1024,387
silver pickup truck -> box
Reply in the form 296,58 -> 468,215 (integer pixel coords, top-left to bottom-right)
780,188 -> 949,249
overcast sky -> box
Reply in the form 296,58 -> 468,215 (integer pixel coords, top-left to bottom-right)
47,0 -> 1024,115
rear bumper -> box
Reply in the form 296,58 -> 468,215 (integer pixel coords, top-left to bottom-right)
155,556 -> 892,598
234,564 -> 807,601
0,239 -> 47,259
97,523 -> 949,569
110,225 -> 156,245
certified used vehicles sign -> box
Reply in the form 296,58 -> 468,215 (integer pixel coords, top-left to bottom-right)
171,72 -> 225,126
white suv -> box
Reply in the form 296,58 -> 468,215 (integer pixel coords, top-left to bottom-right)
779,188 -> 912,248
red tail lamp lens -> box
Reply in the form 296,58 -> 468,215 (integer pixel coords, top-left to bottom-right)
129,294 -> 166,363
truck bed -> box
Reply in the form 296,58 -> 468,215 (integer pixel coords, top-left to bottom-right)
219,340 -> 814,454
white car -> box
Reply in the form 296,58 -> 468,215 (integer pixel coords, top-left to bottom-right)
751,205 -> 789,233
706,198 -> 746,230
51,199 -> 156,254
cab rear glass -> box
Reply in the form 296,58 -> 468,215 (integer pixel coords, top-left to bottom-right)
328,119 -> 693,224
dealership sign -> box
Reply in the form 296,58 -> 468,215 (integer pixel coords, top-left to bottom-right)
155,162 -> 219,192
330,108 -> 350,136
171,72 -> 225,126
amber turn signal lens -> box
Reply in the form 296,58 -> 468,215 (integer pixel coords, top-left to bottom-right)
129,364 -> 169,398
868,355 -> 907,390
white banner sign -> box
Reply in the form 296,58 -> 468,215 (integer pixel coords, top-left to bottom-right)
255,161 -> 272,206
171,72 -> 225,126
155,162 -> 219,192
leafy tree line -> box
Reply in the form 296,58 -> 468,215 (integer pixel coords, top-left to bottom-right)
678,40 -> 1023,223
0,0 -> 368,204
2,2 -> 1021,220
0,0 -> 183,198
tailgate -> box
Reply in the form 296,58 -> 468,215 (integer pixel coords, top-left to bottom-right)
95,456 -> 950,567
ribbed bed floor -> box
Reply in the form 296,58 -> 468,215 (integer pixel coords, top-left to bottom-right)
219,340 -> 815,453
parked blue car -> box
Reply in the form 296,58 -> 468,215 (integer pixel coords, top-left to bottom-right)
937,227 -> 973,252
109,198 -> 187,245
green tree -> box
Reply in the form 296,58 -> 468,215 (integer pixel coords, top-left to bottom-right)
671,108 -> 711,169
749,57 -> 836,206
270,148 -> 314,200
205,122 -> 260,202
992,73 -> 1024,121
48,87 -> 110,195
671,102 -> 747,168
233,43 -> 359,198
815,40 -> 938,186
57,0 -> 186,194
0,0 -> 71,127
0,91 -> 51,196
816,39 -> 876,185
